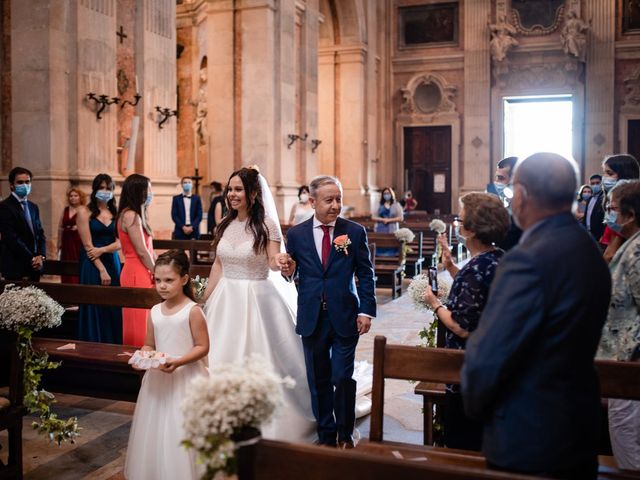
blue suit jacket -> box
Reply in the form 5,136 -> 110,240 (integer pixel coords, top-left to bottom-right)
286,217 -> 376,337
461,212 -> 610,473
0,195 -> 46,279
171,194 -> 202,239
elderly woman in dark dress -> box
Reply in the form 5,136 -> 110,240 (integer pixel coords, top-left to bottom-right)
424,192 -> 510,450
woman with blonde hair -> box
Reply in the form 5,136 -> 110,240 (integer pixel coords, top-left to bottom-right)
57,186 -> 87,283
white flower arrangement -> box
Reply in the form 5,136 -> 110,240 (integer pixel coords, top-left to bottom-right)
191,275 -> 209,301
429,219 -> 447,235
394,227 -> 415,244
0,284 -> 64,332
0,284 -> 79,444
407,273 -> 451,312
182,354 -> 294,478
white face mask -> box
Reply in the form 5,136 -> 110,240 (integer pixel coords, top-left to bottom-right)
299,193 -> 309,203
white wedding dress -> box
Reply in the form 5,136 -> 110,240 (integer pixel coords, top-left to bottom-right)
204,216 -> 317,441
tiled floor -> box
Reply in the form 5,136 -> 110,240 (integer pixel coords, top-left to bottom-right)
1,285 -> 431,479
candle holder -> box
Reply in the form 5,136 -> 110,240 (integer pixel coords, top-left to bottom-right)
311,139 -> 322,153
287,133 -> 308,149
155,106 -> 178,129
120,93 -> 142,110
86,93 -> 120,120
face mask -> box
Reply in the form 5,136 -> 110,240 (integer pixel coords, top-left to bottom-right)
95,190 -> 113,203
145,192 -> 153,207
383,193 -> 392,202
602,176 -> 618,192
299,193 -> 309,203
493,183 -> 507,196
590,184 -> 601,195
605,211 -> 622,233
454,225 -> 467,246
182,182 -> 193,193
581,193 -> 592,201
14,184 -> 31,198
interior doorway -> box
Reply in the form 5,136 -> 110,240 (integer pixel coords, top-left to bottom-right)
503,95 -> 574,161
403,126 -> 452,214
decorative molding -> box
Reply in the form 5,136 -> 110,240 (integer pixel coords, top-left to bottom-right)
492,59 -> 583,90
511,4 -> 565,36
622,67 -> 640,111
399,72 -> 457,117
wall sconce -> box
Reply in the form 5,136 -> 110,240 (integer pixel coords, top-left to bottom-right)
86,93 -> 119,120
311,139 -> 322,153
287,133 -> 308,149
155,106 -> 178,129
120,93 -> 142,110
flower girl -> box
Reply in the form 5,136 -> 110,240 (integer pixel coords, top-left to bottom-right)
125,249 -> 209,480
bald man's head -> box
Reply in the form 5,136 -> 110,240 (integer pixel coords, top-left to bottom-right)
514,153 -> 579,212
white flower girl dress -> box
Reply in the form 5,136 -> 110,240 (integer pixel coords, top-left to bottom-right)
125,301 -> 207,480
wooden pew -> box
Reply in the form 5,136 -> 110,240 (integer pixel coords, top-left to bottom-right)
366,233 -> 404,299
0,332 -> 26,480
360,335 -> 640,479
236,439 -> 543,480
152,238 -> 213,264
0,281 -> 160,401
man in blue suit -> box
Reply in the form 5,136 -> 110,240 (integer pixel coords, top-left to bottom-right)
284,175 -> 376,448
171,176 -> 203,239
0,167 -> 47,280
462,153 -> 611,479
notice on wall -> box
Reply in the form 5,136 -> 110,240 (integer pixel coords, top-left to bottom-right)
433,173 -> 446,193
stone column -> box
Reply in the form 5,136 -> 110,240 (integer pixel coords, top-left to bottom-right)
462,0 -> 491,191
137,0 -> 177,238
336,45 -> 367,211
317,48 -> 336,176
584,0 -> 615,176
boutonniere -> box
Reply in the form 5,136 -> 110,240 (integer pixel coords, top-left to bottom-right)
333,234 -> 351,255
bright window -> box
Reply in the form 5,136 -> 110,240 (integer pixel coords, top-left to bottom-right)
503,95 -> 574,161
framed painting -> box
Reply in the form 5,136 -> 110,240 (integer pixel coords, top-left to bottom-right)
623,0 -> 640,33
511,0 -> 564,33
398,3 -> 458,47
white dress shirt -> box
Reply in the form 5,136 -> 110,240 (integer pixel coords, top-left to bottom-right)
182,195 -> 192,225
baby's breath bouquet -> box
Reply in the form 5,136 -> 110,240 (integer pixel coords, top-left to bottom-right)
408,274 -> 451,348
394,228 -> 415,266
0,284 -> 80,444
429,219 -> 447,263
182,354 -> 294,480
191,275 -> 209,301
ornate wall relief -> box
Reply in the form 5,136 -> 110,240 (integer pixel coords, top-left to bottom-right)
623,66 -> 640,110
399,73 -> 457,119
510,0 -> 565,36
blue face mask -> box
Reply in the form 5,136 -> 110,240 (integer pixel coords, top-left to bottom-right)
383,193 -> 392,202
590,184 -> 601,195
602,176 -> 618,192
95,190 -> 113,203
144,192 -> 153,207
455,225 -> 467,246
493,183 -> 507,196
581,193 -> 592,201
14,184 -> 31,198
605,211 -> 623,233
182,182 -> 193,193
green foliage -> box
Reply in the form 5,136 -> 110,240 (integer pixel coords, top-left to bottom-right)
418,318 -> 437,348
17,326 -> 80,445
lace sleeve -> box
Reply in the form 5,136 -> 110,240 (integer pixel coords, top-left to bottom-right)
264,216 -> 282,243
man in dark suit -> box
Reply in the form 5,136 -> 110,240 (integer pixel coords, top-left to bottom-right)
582,174 -> 605,245
462,153 -> 611,479
283,175 -> 376,449
0,167 -> 47,280
171,176 -> 203,239
486,156 -> 522,250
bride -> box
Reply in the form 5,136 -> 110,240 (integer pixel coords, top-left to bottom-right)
201,166 -> 316,441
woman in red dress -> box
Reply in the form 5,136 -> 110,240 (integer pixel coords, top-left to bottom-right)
117,174 -> 156,346
57,187 -> 86,283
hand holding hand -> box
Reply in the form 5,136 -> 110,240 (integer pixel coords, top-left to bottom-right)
32,256 -> 44,270
182,226 -> 194,235
357,315 -> 372,335
159,360 -> 179,374
99,269 -> 112,286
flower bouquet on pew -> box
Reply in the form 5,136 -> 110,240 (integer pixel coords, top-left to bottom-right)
181,354 -> 295,480
0,284 -> 80,444
394,228 -> 415,265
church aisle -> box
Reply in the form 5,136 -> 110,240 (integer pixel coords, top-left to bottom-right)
1,287 -> 428,479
